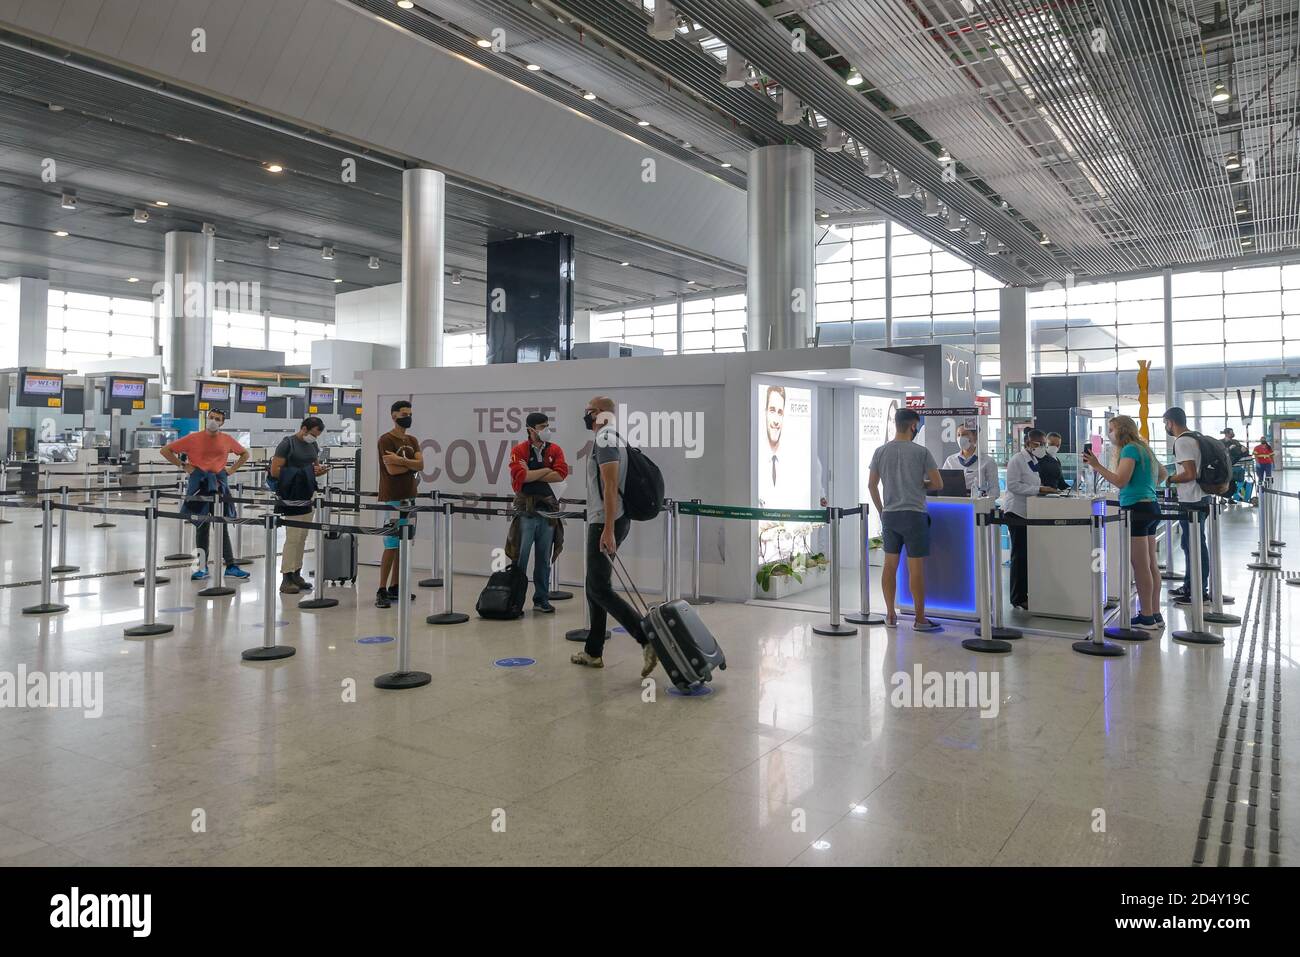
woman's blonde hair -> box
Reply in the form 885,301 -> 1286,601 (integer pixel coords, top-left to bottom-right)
1109,415 -> 1154,468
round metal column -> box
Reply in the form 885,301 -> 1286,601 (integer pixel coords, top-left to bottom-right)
401,168 -> 446,369
161,230 -> 215,410
746,145 -> 815,351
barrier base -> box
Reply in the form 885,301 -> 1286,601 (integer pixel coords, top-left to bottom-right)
1270,539 -> 1286,547
418,577 -> 443,588
164,552 -> 192,561
1160,570 -> 1182,580
0,518 -> 11,525
962,636 -> 1012,654
134,575 -> 171,586
197,585 -> 236,597
1172,629 -> 1224,645
242,645 -> 297,661
299,596 -> 340,609
549,590 -> 574,601
1104,626 -> 1152,642
51,564 -> 79,574
566,628 -> 609,642
844,611 -> 885,625
1247,561 -> 1281,570
1072,639 -> 1127,657
685,596 -> 714,606
124,622 -> 174,637
93,521 -> 116,529
229,557 -> 253,566
22,602 -> 68,615
427,612 -> 469,625
374,670 -> 432,689
1203,611 -> 1242,625
974,624 -> 1023,639
812,622 -> 857,636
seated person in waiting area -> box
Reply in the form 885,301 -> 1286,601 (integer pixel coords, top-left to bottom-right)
160,408 -> 251,583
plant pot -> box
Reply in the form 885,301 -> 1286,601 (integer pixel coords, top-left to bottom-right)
755,562 -> 828,600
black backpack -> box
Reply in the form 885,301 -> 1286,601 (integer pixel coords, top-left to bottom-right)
1186,431 -> 1232,495
475,564 -> 527,619
596,436 -> 666,521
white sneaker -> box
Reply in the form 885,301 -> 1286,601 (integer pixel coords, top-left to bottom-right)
570,652 -> 603,669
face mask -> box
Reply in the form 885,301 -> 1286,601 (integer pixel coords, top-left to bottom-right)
958,436 -> 975,451
1045,446 -> 1058,458
395,415 -> 412,429
206,419 -> 221,433
303,433 -> 318,445
531,426 -> 552,441
583,410 -> 597,430
1030,446 -> 1046,460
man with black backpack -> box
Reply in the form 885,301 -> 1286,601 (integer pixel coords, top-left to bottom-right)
1164,407 -> 1219,602
569,395 -> 658,680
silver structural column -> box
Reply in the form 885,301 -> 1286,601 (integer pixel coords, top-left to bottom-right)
963,513 -> 1011,653
844,503 -> 883,625
428,500 -> 468,625
51,485 -> 78,573
746,145 -> 816,351
299,496 -> 338,609
1104,508 -> 1150,642
242,513 -> 295,661
419,489 -> 443,588
125,503 -> 173,637
1174,509 -> 1223,645
22,497 -> 68,615
1204,497 -> 1242,624
400,167 -> 446,369
377,522 -> 431,688
161,230 -> 215,416
813,506 -> 856,636
1073,514 -> 1126,657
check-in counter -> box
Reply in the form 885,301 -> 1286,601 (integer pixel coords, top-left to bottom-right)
898,495 -> 996,622
1026,495 -> 1123,620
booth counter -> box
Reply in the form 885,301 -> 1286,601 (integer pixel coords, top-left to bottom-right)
898,495 -> 995,622
1026,495 -> 1123,621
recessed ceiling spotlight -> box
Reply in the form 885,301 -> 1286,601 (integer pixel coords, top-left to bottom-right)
396,0 -> 415,8
620,261 -> 630,266
637,119 -> 650,126
876,380 -> 895,387
267,235 -> 281,250
153,200 -> 169,207
132,208 -> 149,224
720,162 -> 732,168
583,91 -> 597,100
126,277 -> 139,283
48,103 -> 64,112
450,271 -> 462,284
1211,80 -> 1232,104
818,211 -> 830,220
53,230 -> 69,237
1225,152 -> 1241,171
686,279 -> 697,284
1039,233 -> 1051,245
60,192 -> 77,210
1234,203 -> 1248,217
937,146 -> 952,163
368,255 -> 381,269
265,162 -> 284,173
475,38 -> 492,48
846,68 -> 863,87
526,63 -> 541,71
1241,237 -> 1253,247
333,277 -> 344,283
321,245 -> 334,261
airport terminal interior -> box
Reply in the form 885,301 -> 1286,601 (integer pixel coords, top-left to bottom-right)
0,0 -> 1297,872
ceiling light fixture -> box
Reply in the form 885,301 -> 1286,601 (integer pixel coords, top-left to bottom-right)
846,68 -> 863,87
126,277 -> 139,283
720,162 -> 732,168
895,172 -> 914,198
965,222 -> 983,244
333,278 -> 344,283
396,1 -> 415,8
778,89 -> 802,125
937,146 -> 951,163
1241,237 -> 1253,247
53,230 -> 69,237
321,245 -> 334,261
620,261 -> 630,266
1211,80 -> 1232,104
922,192 -> 941,217
722,52 -> 749,88
649,1 -> 678,40
823,122 -> 846,152
876,380 -> 895,387
865,153 -> 887,178
475,38 -> 492,48
265,162 -> 284,173
1225,153 -> 1241,171
946,208 -> 964,231
582,91 -> 596,100
1234,203 -> 1249,217
132,208 -> 149,224
450,271 -> 462,284
368,256 -> 381,269
637,119 -> 650,127
526,63 -> 541,71
1039,233 -> 1051,245
267,235 -> 281,250
153,200 -> 169,207
60,192 -> 77,210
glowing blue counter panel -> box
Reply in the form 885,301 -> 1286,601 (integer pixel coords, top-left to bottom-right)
898,497 -> 981,621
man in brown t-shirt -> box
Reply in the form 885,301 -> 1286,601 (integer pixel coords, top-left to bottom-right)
376,400 -> 423,608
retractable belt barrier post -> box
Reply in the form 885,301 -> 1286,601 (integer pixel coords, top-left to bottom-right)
813,506 -> 856,637
1072,513 -> 1126,658
22,497 -> 68,615
1248,489 -> 1281,570
94,468 -> 114,528
1160,489 -> 1181,580
125,502 -> 174,638
229,481 -> 252,566
35,469 -> 50,528
428,500 -> 468,625
662,500 -> 677,602
165,477 -> 190,561
844,501 -> 883,626
243,513 -> 295,661
1104,507 -> 1150,642
299,495 -> 339,609
1270,484 -> 1284,547
0,464 -> 10,524
1173,507 -> 1223,645
686,498 -> 711,606
963,512 -> 1011,654
197,495 -> 235,598
1204,497 -> 1242,625
419,489 -> 442,588
378,521 -> 432,688
51,486 -> 78,573
975,507 -> 1022,640
133,489 -> 172,587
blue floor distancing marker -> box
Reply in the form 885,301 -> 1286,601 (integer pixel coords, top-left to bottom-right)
667,685 -> 715,698
494,657 -> 536,668
357,635 -> 395,644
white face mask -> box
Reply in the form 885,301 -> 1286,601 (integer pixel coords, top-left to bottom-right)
958,436 -> 975,451
206,419 -> 221,433
533,426 -> 554,442
303,433 -> 319,445
1030,446 -> 1047,460
1045,445 -> 1058,457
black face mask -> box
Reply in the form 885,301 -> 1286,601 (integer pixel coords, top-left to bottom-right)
583,410 -> 597,430
395,415 -> 412,429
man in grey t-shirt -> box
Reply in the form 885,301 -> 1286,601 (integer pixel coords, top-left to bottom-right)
571,395 -> 657,681
867,408 -> 942,631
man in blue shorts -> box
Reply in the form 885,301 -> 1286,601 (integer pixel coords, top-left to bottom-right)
868,408 -> 943,631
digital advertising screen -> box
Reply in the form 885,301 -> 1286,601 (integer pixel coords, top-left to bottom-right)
857,393 -> 899,538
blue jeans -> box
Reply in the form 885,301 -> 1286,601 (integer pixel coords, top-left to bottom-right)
516,514 -> 554,604
1179,496 -> 1211,595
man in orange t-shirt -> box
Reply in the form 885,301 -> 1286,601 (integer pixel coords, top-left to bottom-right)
162,408 -> 250,581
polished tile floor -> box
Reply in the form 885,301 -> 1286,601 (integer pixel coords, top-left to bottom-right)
0,491 -> 1295,867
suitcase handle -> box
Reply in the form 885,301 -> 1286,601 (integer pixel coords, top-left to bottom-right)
608,551 -> 651,617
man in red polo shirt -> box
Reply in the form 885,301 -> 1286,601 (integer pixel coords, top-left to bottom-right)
161,408 -> 250,582
508,412 -> 569,613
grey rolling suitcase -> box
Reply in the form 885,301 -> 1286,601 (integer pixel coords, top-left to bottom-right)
611,553 -> 725,691
321,530 -> 357,585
